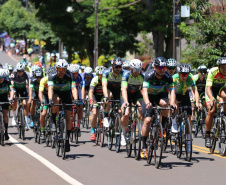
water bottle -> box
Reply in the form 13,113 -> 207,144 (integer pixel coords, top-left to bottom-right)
180,122 -> 184,136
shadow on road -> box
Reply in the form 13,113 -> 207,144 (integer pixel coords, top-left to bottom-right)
148,161 -> 193,169
192,156 -> 215,163
65,153 -> 94,160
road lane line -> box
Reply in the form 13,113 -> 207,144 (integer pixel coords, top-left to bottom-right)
9,135 -> 83,185
193,146 -> 226,159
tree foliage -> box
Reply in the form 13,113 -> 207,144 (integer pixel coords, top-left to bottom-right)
179,0 -> 226,68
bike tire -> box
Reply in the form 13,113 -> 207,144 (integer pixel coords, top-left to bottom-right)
154,122 -> 163,168
21,109 -> 25,140
210,121 -> 217,154
95,115 -> 101,145
185,120 -> 192,162
86,103 -> 90,129
135,122 -> 142,160
218,116 -> 226,156
147,128 -> 154,164
163,118 -> 171,152
100,112 -> 104,147
201,108 -> 207,139
125,121 -> 132,157
115,115 -> 121,153
0,115 -> 4,146
56,121 -> 60,156
170,133 -> 177,155
61,119 -> 67,160
17,107 -> 22,139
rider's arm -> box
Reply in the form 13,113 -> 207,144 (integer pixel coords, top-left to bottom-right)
28,80 -> 34,102
71,81 -> 78,100
169,89 -> 176,106
9,84 -> 14,100
88,89 -> 94,101
121,71 -> 129,104
192,86 -> 200,106
81,76 -> 85,99
206,68 -> 214,102
102,70 -> 108,98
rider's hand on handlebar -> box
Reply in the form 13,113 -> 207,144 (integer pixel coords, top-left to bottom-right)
9,99 -> 13,105
103,97 -> 109,103
49,99 -> 54,106
146,102 -> 152,109
122,102 -> 128,109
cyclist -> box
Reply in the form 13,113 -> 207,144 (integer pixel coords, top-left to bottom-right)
122,60 -> 130,71
205,57 -> 226,148
28,68 -> 43,128
82,67 -> 95,94
166,58 -> 177,76
48,59 -> 78,152
171,64 -> 200,145
121,59 -> 144,146
142,57 -> 176,158
102,58 -> 124,127
69,64 -> 85,137
80,65 -> 85,73
7,65 -> 14,78
89,66 -> 105,141
11,63 -> 30,130
0,69 -> 14,140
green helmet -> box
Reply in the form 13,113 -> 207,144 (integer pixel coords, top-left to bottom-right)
167,58 -> 177,67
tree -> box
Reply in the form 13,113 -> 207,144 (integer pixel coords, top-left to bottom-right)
179,0 -> 226,68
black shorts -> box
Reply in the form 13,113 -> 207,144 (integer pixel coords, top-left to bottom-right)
85,85 -> 89,92
212,86 -> 224,98
121,92 -> 143,105
142,93 -> 168,117
0,93 -> 9,110
93,94 -> 104,103
176,92 -> 192,115
15,88 -> 28,98
53,91 -> 72,111
110,89 -> 121,101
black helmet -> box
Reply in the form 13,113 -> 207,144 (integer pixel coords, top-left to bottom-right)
111,58 -> 123,67
154,57 -> 167,67
177,64 -> 191,73
34,68 -> 43,77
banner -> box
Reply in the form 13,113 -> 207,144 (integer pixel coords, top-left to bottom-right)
0,32 -> 8,38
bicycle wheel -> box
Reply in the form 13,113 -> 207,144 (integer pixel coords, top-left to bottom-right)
218,117 -> 226,156
115,115 -> 121,153
134,121 -> 141,160
17,107 -> 22,138
147,128 -> 154,164
163,117 -> 171,151
61,119 -> 67,159
86,103 -> 90,129
210,121 -> 217,153
95,114 -> 102,145
185,120 -> 192,162
170,133 -> 178,155
0,115 -> 4,146
107,118 -> 113,150
153,122 -> 163,168
21,109 -> 25,140
201,108 -> 207,139
176,122 -> 182,158
56,121 -> 61,156
125,122 -> 132,157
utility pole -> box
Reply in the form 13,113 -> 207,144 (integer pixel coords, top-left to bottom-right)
94,0 -> 99,69
26,0 -> 28,10
59,39 -> 63,58
173,0 -> 181,61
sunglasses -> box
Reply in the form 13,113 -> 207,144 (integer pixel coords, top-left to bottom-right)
17,70 -> 24,73
156,66 -> 166,70
180,73 -> 189,77
200,71 -> 207,74
72,72 -> 78,75
167,67 -> 176,70
57,68 -> 67,72
114,65 -> 122,69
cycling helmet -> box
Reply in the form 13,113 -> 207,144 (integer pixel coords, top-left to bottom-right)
154,57 -> 167,67
84,67 -> 93,74
70,64 -> 80,73
0,69 -> 5,78
111,58 -> 123,66
167,58 -> 177,67
56,59 -> 68,68
4,69 -> 10,77
198,65 -> 207,73
80,65 -> 86,70
31,65 -> 41,72
95,66 -> 105,75
217,57 -> 226,65
122,60 -> 130,69
177,64 -> 191,73
16,63 -> 25,71
130,59 -> 142,71
8,65 -> 13,70
34,68 -> 43,77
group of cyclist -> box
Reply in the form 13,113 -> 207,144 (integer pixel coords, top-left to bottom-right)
0,55 -> 226,159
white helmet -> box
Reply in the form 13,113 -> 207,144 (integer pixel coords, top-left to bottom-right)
95,66 -> 105,75
130,59 -> 142,71
56,59 -> 68,68
70,64 -> 80,73
84,67 -> 93,74
122,60 -> 130,69
16,63 -> 25,71
67,64 -> 71,70
8,65 -> 13,70
80,65 -> 86,70
0,69 -> 5,78
28,62 -> 32,68
4,69 -> 10,77
177,64 -> 191,73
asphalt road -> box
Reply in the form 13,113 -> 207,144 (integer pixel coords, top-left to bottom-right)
0,52 -> 225,185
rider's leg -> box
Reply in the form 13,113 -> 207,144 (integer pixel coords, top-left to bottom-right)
23,99 -> 29,129
159,98 -> 169,128
52,94 -> 59,124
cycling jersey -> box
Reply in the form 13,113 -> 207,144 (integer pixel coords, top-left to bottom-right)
121,71 -> 144,94
193,74 -> 206,95
90,76 -> 103,96
102,68 -> 123,93
81,73 -> 95,87
30,77 -> 40,93
143,69 -> 174,95
74,73 -> 85,90
206,67 -> 226,87
172,73 -> 196,95
48,71 -> 75,92
39,76 -> 48,93
11,72 -> 29,89
0,78 -> 13,95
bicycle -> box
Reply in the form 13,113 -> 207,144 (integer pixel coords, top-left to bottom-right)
147,106 -> 171,168
53,103 -> 75,160
0,102 -> 9,146
209,101 -> 226,156
95,102 -> 105,147
104,100 -> 121,153
170,104 -> 192,162
124,104 -> 142,159
32,99 -> 41,144
82,99 -> 90,129
192,98 -> 207,139
14,97 -> 29,140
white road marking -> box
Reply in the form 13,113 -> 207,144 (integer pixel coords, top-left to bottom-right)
9,55 -> 19,62
9,135 -> 83,185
